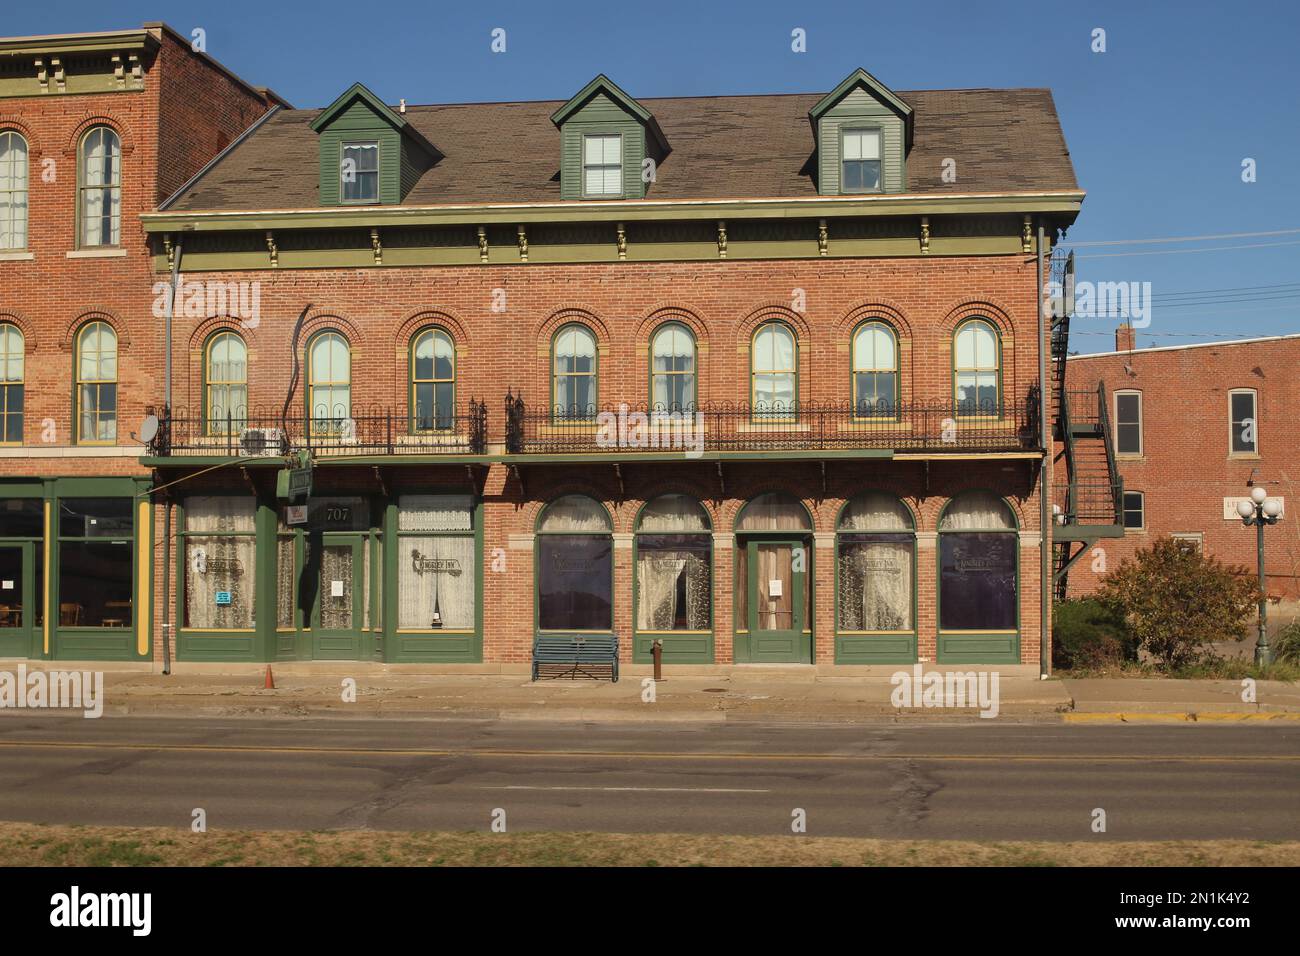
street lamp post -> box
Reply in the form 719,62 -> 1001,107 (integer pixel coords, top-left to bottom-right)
1236,486 -> 1282,667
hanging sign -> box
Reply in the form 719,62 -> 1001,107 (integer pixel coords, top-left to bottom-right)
285,504 -> 308,526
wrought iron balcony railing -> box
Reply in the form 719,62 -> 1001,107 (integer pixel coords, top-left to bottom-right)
150,401 -> 488,457
504,388 -> 1042,456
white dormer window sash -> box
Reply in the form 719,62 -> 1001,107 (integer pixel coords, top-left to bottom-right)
841,128 -> 882,193
582,133 -> 623,198
341,141 -> 380,203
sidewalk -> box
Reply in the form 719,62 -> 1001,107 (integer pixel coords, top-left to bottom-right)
3,662 -> 1298,722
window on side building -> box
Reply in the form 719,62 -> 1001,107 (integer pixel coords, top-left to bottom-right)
1114,390 -> 1142,456
1229,389 -> 1258,455
1122,491 -> 1144,530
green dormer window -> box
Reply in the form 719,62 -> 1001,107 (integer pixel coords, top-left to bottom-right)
582,134 -> 623,197
841,128 -> 882,193
341,141 -> 379,203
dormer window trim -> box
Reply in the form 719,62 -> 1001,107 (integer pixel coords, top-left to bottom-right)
582,132 -> 624,199
340,140 -> 380,205
839,126 -> 883,195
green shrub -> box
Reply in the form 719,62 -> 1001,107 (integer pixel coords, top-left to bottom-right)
1273,618 -> 1300,665
1052,598 -> 1137,670
1097,538 -> 1262,671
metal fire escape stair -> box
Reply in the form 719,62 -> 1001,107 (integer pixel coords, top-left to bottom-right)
1050,251 -> 1125,599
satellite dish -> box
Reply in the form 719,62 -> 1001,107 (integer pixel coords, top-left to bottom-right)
139,415 -> 159,444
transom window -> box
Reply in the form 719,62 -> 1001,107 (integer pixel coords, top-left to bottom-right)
582,134 -> 622,197
411,328 -> 455,432
0,322 -> 22,443
205,331 -> 248,436
751,321 -> 797,420
341,142 -> 379,203
552,324 -> 597,421
841,128 -> 882,193
307,331 -> 351,436
75,320 -> 117,444
1229,389 -> 1257,454
0,130 -> 28,250
79,126 -> 121,247
851,321 -> 898,418
651,323 -> 696,411
1114,390 -> 1142,456
954,319 -> 1000,416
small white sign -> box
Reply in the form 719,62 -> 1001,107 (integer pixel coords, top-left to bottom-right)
331,579 -> 344,597
0,580 -> 12,590
768,579 -> 783,597
1224,496 -> 1285,520
286,504 -> 308,526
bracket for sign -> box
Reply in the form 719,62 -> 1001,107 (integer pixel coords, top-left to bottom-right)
372,465 -> 388,497
716,461 -> 726,496
612,463 -> 624,501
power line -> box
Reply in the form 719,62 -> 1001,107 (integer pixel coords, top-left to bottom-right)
1073,239 -> 1300,259
1068,227 -> 1300,247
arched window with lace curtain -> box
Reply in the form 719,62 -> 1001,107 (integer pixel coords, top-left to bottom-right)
650,323 -> 696,412
635,495 -> 711,637
204,331 -> 248,436
0,131 -> 28,250
307,330 -> 351,437
78,126 -> 121,247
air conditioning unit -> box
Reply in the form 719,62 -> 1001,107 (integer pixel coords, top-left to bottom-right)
239,427 -> 287,456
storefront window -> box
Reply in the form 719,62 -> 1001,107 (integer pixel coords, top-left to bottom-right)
183,496 -> 256,629
636,495 -> 711,631
537,495 -> 612,631
838,493 -> 914,631
276,534 -> 295,628
58,497 -> 132,628
938,491 -> 1017,631
0,498 -> 42,537
397,495 -> 475,630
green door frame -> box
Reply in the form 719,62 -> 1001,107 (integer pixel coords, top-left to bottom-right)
310,532 -> 366,660
0,541 -> 35,658
739,533 -> 811,663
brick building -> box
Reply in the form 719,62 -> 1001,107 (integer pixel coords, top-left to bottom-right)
1061,325 -> 1300,613
1,25 -> 1107,672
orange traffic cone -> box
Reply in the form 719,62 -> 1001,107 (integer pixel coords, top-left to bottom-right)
263,665 -> 275,689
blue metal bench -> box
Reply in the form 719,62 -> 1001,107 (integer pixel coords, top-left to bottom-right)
531,634 -> 619,682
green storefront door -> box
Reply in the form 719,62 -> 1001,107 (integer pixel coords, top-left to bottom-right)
745,538 -> 810,663
311,534 -> 364,660
0,544 -> 33,658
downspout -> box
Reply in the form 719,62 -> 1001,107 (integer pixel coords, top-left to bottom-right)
160,236 -> 183,675
1037,222 -> 1050,678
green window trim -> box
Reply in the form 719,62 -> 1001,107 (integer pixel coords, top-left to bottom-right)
750,320 -> 798,422
935,489 -> 1020,664
850,319 -> 899,421
632,494 -> 713,637
74,319 -> 118,445
77,125 -> 122,249
535,494 -> 614,634
306,329 -> 352,437
0,321 -> 24,444
203,330 -> 248,437
952,317 -> 1002,419
409,326 -> 456,434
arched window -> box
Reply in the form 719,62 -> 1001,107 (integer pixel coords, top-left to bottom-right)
751,321 -> 796,420
851,321 -> 898,418
835,492 -> 915,658
954,319 -> 1000,416
650,323 -> 696,412
938,491 -> 1017,634
0,323 -> 22,443
75,320 -> 117,444
0,131 -> 28,250
79,126 -> 121,247
205,331 -> 247,436
307,331 -> 350,436
552,324 -> 597,421
411,327 -> 455,432
635,495 -> 711,633
537,495 -> 612,632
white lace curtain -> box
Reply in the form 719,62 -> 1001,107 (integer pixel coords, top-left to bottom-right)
939,491 -> 1015,531
397,495 -> 474,630
184,496 -> 256,629
837,493 -> 914,631
736,493 -> 810,531
398,495 -> 473,531
638,494 -> 709,532
838,492 -> 913,531
539,495 -> 611,532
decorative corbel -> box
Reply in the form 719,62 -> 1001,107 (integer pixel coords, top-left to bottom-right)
516,225 -> 528,262
112,54 -> 125,87
919,216 -> 930,255
265,230 -> 278,268
616,222 -> 627,260
51,58 -> 65,93
372,466 -> 388,497
35,58 -> 48,93
477,226 -> 488,262
129,54 -> 143,83
817,219 -> 829,257
370,228 -> 382,265
1021,215 -> 1033,254
717,220 -> 728,259
162,235 -> 174,271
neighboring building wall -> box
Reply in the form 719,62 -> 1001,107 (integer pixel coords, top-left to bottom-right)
1064,333 -> 1300,605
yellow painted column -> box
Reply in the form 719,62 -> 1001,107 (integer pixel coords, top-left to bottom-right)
137,499 -> 152,657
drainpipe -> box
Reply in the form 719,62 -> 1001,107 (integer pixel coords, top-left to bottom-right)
1037,222 -> 1050,678
160,236 -> 183,675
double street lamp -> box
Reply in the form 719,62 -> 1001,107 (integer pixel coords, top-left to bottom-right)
1236,485 -> 1283,666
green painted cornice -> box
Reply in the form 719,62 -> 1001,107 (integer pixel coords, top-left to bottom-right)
0,29 -> 159,58
142,190 -> 1084,233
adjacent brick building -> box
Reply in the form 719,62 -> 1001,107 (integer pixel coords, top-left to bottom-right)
2,27 -> 1104,672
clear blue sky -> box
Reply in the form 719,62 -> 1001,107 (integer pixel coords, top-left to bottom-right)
11,0 -> 1299,353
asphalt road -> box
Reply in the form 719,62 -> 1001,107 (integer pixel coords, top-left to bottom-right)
0,715 -> 1296,840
